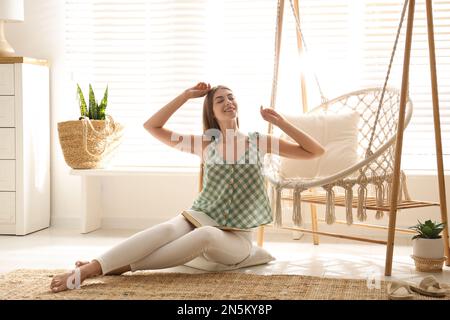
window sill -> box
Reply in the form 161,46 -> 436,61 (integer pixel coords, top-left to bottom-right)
68,167 -> 450,177
70,166 -> 200,176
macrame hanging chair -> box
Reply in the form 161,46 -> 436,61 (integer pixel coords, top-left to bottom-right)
264,0 -> 414,227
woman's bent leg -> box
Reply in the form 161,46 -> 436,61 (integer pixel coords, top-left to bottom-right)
130,226 -> 252,271
95,214 -> 194,274
50,225 -> 250,293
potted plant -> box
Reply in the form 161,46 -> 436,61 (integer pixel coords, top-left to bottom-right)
409,219 -> 446,272
57,84 -> 124,169
77,83 -> 108,120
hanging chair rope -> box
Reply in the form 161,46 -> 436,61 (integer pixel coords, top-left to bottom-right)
269,0 -> 284,136
286,0 -> 409,158
266,0 -> 413,226
366,0 -> 410,158
287,0 -> 327,104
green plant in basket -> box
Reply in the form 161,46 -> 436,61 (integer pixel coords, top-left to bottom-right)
57,83 -> 123,169
77,83 -> 108,120
409,219 -> 445,240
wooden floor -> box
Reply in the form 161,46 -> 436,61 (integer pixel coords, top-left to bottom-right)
1,226 -> 450,284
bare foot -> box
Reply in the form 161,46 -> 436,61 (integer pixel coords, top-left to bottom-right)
50,269 -> 83,293
50,261 -> 102,293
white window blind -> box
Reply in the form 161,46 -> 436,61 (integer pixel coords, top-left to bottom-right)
277,0 -> 450,172
359,0 -> 450,172
65,0 -> 276,168
65,0 -> 450,171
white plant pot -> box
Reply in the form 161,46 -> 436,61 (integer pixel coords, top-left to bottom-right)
412,238 -> 444,259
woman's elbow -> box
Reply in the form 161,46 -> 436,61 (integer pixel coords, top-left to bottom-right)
143,121 -> 160,132
315,146 -> 326,157
143,123 -> 158,137
143,122 -> 152,132
302,147 -> 325,160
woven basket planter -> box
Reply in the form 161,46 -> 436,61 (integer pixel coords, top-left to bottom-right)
411,255 -> 446,272
58,117 -> 124,169
411,237 -> 445,272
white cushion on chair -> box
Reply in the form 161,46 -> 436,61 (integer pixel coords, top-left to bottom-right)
280,111 -> 360,178
184,245 -> 275,271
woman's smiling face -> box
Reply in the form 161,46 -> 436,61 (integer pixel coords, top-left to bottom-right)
212,88 -> 238,122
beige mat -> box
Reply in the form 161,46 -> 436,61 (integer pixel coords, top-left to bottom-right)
0,269 -> 448,300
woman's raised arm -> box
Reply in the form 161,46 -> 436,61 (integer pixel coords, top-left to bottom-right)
259,106 -> 325,159
143,82 -> 211,157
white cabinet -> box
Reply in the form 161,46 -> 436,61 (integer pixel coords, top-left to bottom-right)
0,57 -> 50,235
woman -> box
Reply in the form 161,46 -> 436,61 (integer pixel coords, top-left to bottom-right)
50,82 -> 325,293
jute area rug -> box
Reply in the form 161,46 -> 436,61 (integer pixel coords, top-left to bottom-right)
0,269 -> 447,300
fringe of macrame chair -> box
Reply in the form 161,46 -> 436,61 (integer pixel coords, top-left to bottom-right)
395,171 -> 408,214
292,186 -> 306,227
323,185 -> 336,224
343,184 -> 354,225
384,173 -> 406,200
357,184 -> 368,221
266,169 -> 411,229
385,177 -> 392,205
274,185 -> 283,227
375,181 -> 385,219
372,171 -> 411,215
401,170 -> 411,200
269,183 -> 276,219
292,187 -> 301,226
357,170 -> 369,221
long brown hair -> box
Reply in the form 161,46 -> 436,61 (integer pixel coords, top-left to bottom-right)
202,85 -> 239,140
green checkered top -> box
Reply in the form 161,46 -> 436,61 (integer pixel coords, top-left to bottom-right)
190,131 -> 273,229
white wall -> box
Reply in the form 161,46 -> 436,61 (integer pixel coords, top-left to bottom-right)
5,1 -> 450,240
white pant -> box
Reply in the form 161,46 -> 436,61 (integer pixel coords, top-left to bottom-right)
95,214 -> 253,274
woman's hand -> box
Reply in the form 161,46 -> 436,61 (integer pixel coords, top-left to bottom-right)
260,106 -> 287,127
184,82 -> 211,99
